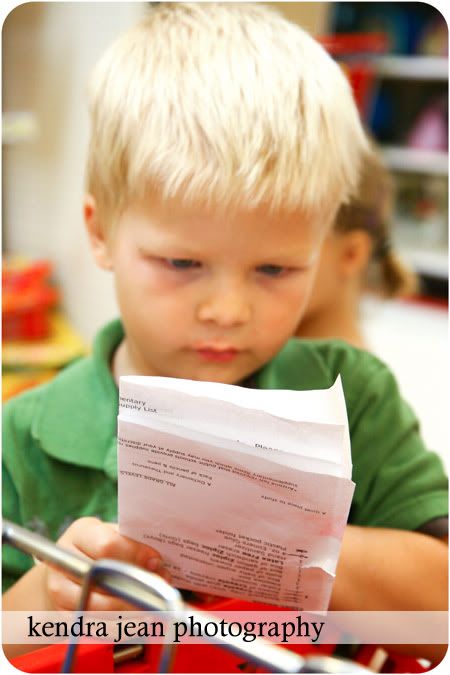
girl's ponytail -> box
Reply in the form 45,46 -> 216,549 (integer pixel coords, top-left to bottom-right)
335,140 -> 418,300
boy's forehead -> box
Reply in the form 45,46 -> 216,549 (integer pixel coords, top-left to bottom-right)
123,193 -> 327,258
131,192 -> 328,233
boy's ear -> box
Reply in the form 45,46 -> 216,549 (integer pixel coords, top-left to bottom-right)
83,194 -> 113,270
339,230 -> 373,278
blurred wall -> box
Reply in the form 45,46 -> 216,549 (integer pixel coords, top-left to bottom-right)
271,2 -> 329,35
3,2 -> 147,341
3,2 -> 330,342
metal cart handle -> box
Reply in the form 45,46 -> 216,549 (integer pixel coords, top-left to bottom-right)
2,519 -> 370,674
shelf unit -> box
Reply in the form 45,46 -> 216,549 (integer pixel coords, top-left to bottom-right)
374,57 -> 448,280
381,146 -> 448,176
375,56 -> 448,276
372,55 -> 448,81
372,61 -> 448,282
399,247 -> 448,279
329,3 -> 448,289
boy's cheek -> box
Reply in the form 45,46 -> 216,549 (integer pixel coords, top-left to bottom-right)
263,293 -> 310,331
118,262 -> 197,295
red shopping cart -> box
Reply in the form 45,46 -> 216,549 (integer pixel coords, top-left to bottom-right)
2,521 -> 435,674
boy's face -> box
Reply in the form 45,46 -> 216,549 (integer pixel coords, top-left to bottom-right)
87,194 -> 326,384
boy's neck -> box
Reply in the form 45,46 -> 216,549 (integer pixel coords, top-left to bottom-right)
111,338 -> 150,384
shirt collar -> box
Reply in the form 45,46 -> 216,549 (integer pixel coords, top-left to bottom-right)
31,319 -> 124,477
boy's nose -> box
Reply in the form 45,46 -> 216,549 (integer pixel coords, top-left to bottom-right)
196,285 -> 251,327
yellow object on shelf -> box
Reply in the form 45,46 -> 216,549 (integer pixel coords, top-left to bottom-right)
2,370 -> 57,402
2,311 -> 87,370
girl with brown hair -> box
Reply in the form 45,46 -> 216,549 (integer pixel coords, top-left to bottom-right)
297,145 -> 418,348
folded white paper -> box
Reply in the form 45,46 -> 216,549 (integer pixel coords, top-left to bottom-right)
118,376 -> 355,611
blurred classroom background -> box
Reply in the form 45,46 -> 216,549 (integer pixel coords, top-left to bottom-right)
2,2 -> 448,465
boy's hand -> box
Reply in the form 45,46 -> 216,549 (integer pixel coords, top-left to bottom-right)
44,517 -> 171,611
187,592 -> 226,606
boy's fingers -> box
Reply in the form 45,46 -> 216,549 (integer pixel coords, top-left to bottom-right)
190,592 -> 224,605
60,518 -> 164,572
47,573 -> 83,611
46,558 -> 172,605
105,523 -> 165,572
50,574 -> 146,612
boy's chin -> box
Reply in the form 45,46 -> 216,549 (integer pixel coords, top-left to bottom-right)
185,369 -> 245,385
178,362 -> 254,385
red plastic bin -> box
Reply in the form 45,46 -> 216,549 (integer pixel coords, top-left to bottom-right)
2,259 -> 59,340
318,32 -> 389,116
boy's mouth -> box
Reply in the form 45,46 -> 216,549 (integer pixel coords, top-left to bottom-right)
194,345 -> 240,363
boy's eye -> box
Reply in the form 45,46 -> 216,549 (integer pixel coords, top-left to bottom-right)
165,259 -> 201,270
256,264 -> 286,277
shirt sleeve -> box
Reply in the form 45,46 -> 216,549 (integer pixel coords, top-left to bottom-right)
2,403 -> 35,592
345,359 -> 448,531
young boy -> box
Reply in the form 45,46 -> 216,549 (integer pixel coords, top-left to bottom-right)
3,2 -> 447,663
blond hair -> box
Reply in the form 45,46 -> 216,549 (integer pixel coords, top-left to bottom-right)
335,146 -> 418,297
86,2 -> 369,230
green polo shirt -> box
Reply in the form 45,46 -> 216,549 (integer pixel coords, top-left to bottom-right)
2,319 -> 448,591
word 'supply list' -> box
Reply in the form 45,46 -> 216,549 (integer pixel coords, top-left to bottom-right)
118,376 -> 354,611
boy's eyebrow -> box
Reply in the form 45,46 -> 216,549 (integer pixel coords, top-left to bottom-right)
137,228 -> 322,264
137,240 -> 205,258
252,243 -> 322,265
138,236 -> 320,258
272,252 -> 320,267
